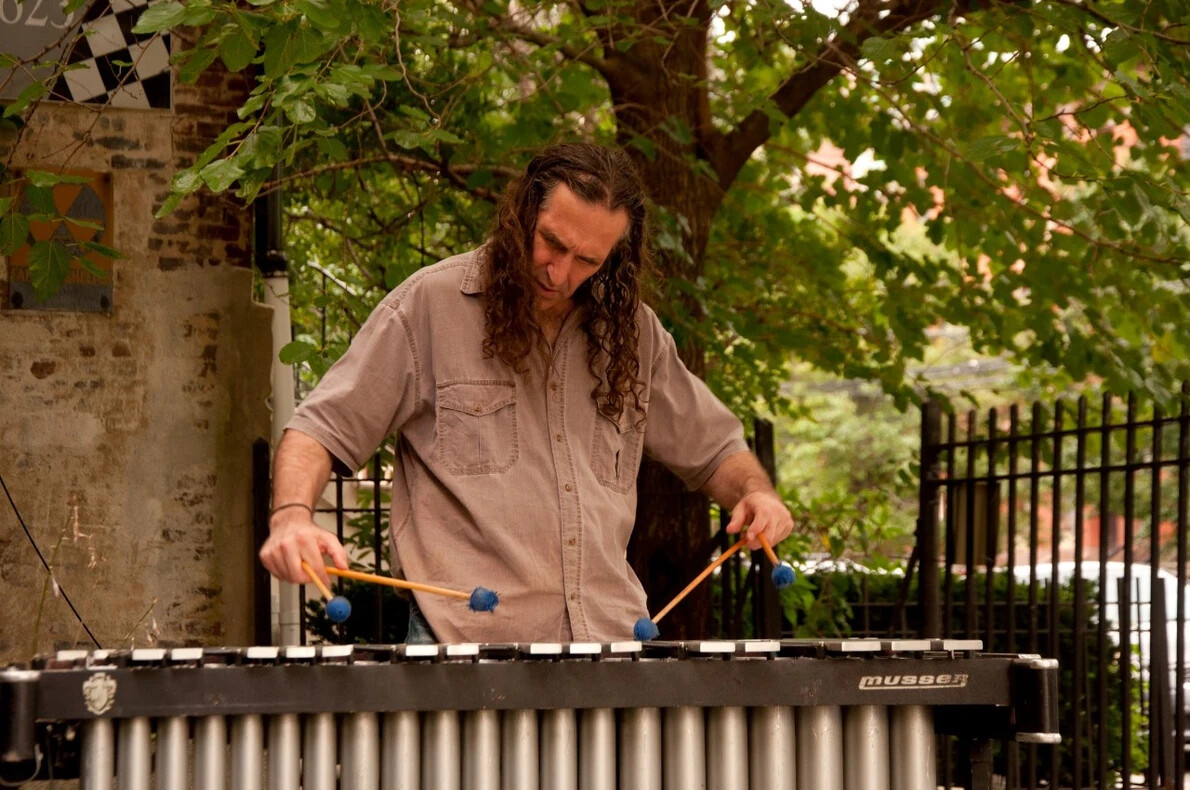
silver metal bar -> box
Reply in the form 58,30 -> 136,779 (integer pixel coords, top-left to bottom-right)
382,711 -> 420,790
423,710 -> 460,790
302,712 -> 337,790
463,710 -> 500,790
267,714 -> 300,790
541,708 -> 578,790
156,717 -> 189,790
579,708 -> 615,790
501,708 -> 538,790
117,716 -> 151,790
843,705 -> 889,790
889,706 -> 935,790
749,706 -> 796,790
707,706 -> 747,790
620,707 -> 661,790
663,707 -> 705,790
230,715 -> 262,790
342,712 -> 381,790
796,706 -> 844,790
195,715 -> 227,790
81,718 -> 114,790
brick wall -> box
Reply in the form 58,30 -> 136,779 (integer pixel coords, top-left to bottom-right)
0,57 -> 272,662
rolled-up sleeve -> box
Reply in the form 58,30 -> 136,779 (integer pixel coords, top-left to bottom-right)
287,300 -> 421,476
642,325 -> 748,491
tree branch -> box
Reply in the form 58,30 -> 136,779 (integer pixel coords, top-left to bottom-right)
460,6 -> 624,83
260,153 -> 518,202
707,0 -> 949,187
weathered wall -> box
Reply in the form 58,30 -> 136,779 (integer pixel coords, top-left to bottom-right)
0,65 -> 272,662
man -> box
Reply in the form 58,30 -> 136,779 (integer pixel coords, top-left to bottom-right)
261,143 -> 793,643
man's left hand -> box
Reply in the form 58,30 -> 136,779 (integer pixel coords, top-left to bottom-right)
724,490 -> 794,550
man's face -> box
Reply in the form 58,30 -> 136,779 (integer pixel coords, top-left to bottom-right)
531,183 -> 630,317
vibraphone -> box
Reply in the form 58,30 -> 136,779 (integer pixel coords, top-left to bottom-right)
1,639 -> 1058,790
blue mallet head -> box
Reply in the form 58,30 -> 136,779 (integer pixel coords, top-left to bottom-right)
633,617 -> 660,642
771,562 -> 796,589
326,596 -> 352,623
469,587 -> 499,612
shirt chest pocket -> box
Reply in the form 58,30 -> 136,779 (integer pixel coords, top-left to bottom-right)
436,381 -> 519,475
592,410 -> 644,493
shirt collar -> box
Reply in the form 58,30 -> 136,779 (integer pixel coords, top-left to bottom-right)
459,247 -> 489,296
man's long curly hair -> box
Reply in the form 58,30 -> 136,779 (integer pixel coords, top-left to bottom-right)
483,143 -> 649,422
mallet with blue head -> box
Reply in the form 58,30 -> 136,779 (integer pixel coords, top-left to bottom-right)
326,566 -> 499,613
757,533 -> 796,589
301,560 -> 353,623
633,538 -> 748,642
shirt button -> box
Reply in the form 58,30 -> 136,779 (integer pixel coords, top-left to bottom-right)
567,538 -> 576,546
550,383 -> 559,391
564,483 -> 573,492
569,593 -> 578,602
473,404 -> 482,413
555,433 -> 563,442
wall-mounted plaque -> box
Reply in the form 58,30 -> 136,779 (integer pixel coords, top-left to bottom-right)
1,0 -> 171,110
4,170 -> 115,313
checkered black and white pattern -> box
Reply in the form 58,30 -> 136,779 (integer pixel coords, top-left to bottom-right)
53,0 -> 171,110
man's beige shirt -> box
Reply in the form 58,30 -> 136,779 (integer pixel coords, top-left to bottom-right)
289,249 -> 747,643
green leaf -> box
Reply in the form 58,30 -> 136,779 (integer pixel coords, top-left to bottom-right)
25,170 -> 91,187
387,129 -> 427,150
0,197 -> 13,215
75,256 -> 109,277
181,5 -> 217,25
314,81 -> 350,105
965,135 -> 1019,162
178,46 -> 218,83
65,217 -> 103,231
292,21 -> 330,61
285,100 -> 316,124
429,128 -> 462,144
279,339 -> 318,364
3,82 -> 46,118
628,135 -> 656,161
294,0 -> 343,31
132,2 -> 188,33
465,169 -> 493,189
26,185 -> 56,214
83,240 -> 123,259
234,168 -> 271,202
860,36 -> 897,63
316,137 -> 349,160
220,26 -> 258,72
400,105 -> 431,122
155,191 -> 184,218
241,127 -> 284,165
199,158 -> 244,192
28,240 -> 71,301
171,168 -> 202,193
0,213 -> 30,255
262,22 -> 300,77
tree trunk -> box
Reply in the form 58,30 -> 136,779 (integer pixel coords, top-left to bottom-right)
607,7 -> 730,638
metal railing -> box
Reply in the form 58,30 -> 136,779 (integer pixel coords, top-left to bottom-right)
909,384 -> 1190,789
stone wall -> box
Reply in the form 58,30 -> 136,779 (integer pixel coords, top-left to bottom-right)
0,62 -> 272,662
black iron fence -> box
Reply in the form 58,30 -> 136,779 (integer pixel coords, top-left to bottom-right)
906,385 -> 1189,790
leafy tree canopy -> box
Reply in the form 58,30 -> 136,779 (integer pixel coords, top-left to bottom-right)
113,0 -> 1190,411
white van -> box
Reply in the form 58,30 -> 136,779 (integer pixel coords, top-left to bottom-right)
1012,561 -> 1189,669
1014,561 -> 1190,753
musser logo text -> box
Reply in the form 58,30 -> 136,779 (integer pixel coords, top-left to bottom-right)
858,674 -> 969,690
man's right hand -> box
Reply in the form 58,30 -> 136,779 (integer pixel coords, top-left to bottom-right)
263,429 -> 344,587
259,511 -> 349,588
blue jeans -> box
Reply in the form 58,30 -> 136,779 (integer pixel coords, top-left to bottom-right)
405,597 -> 438,644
